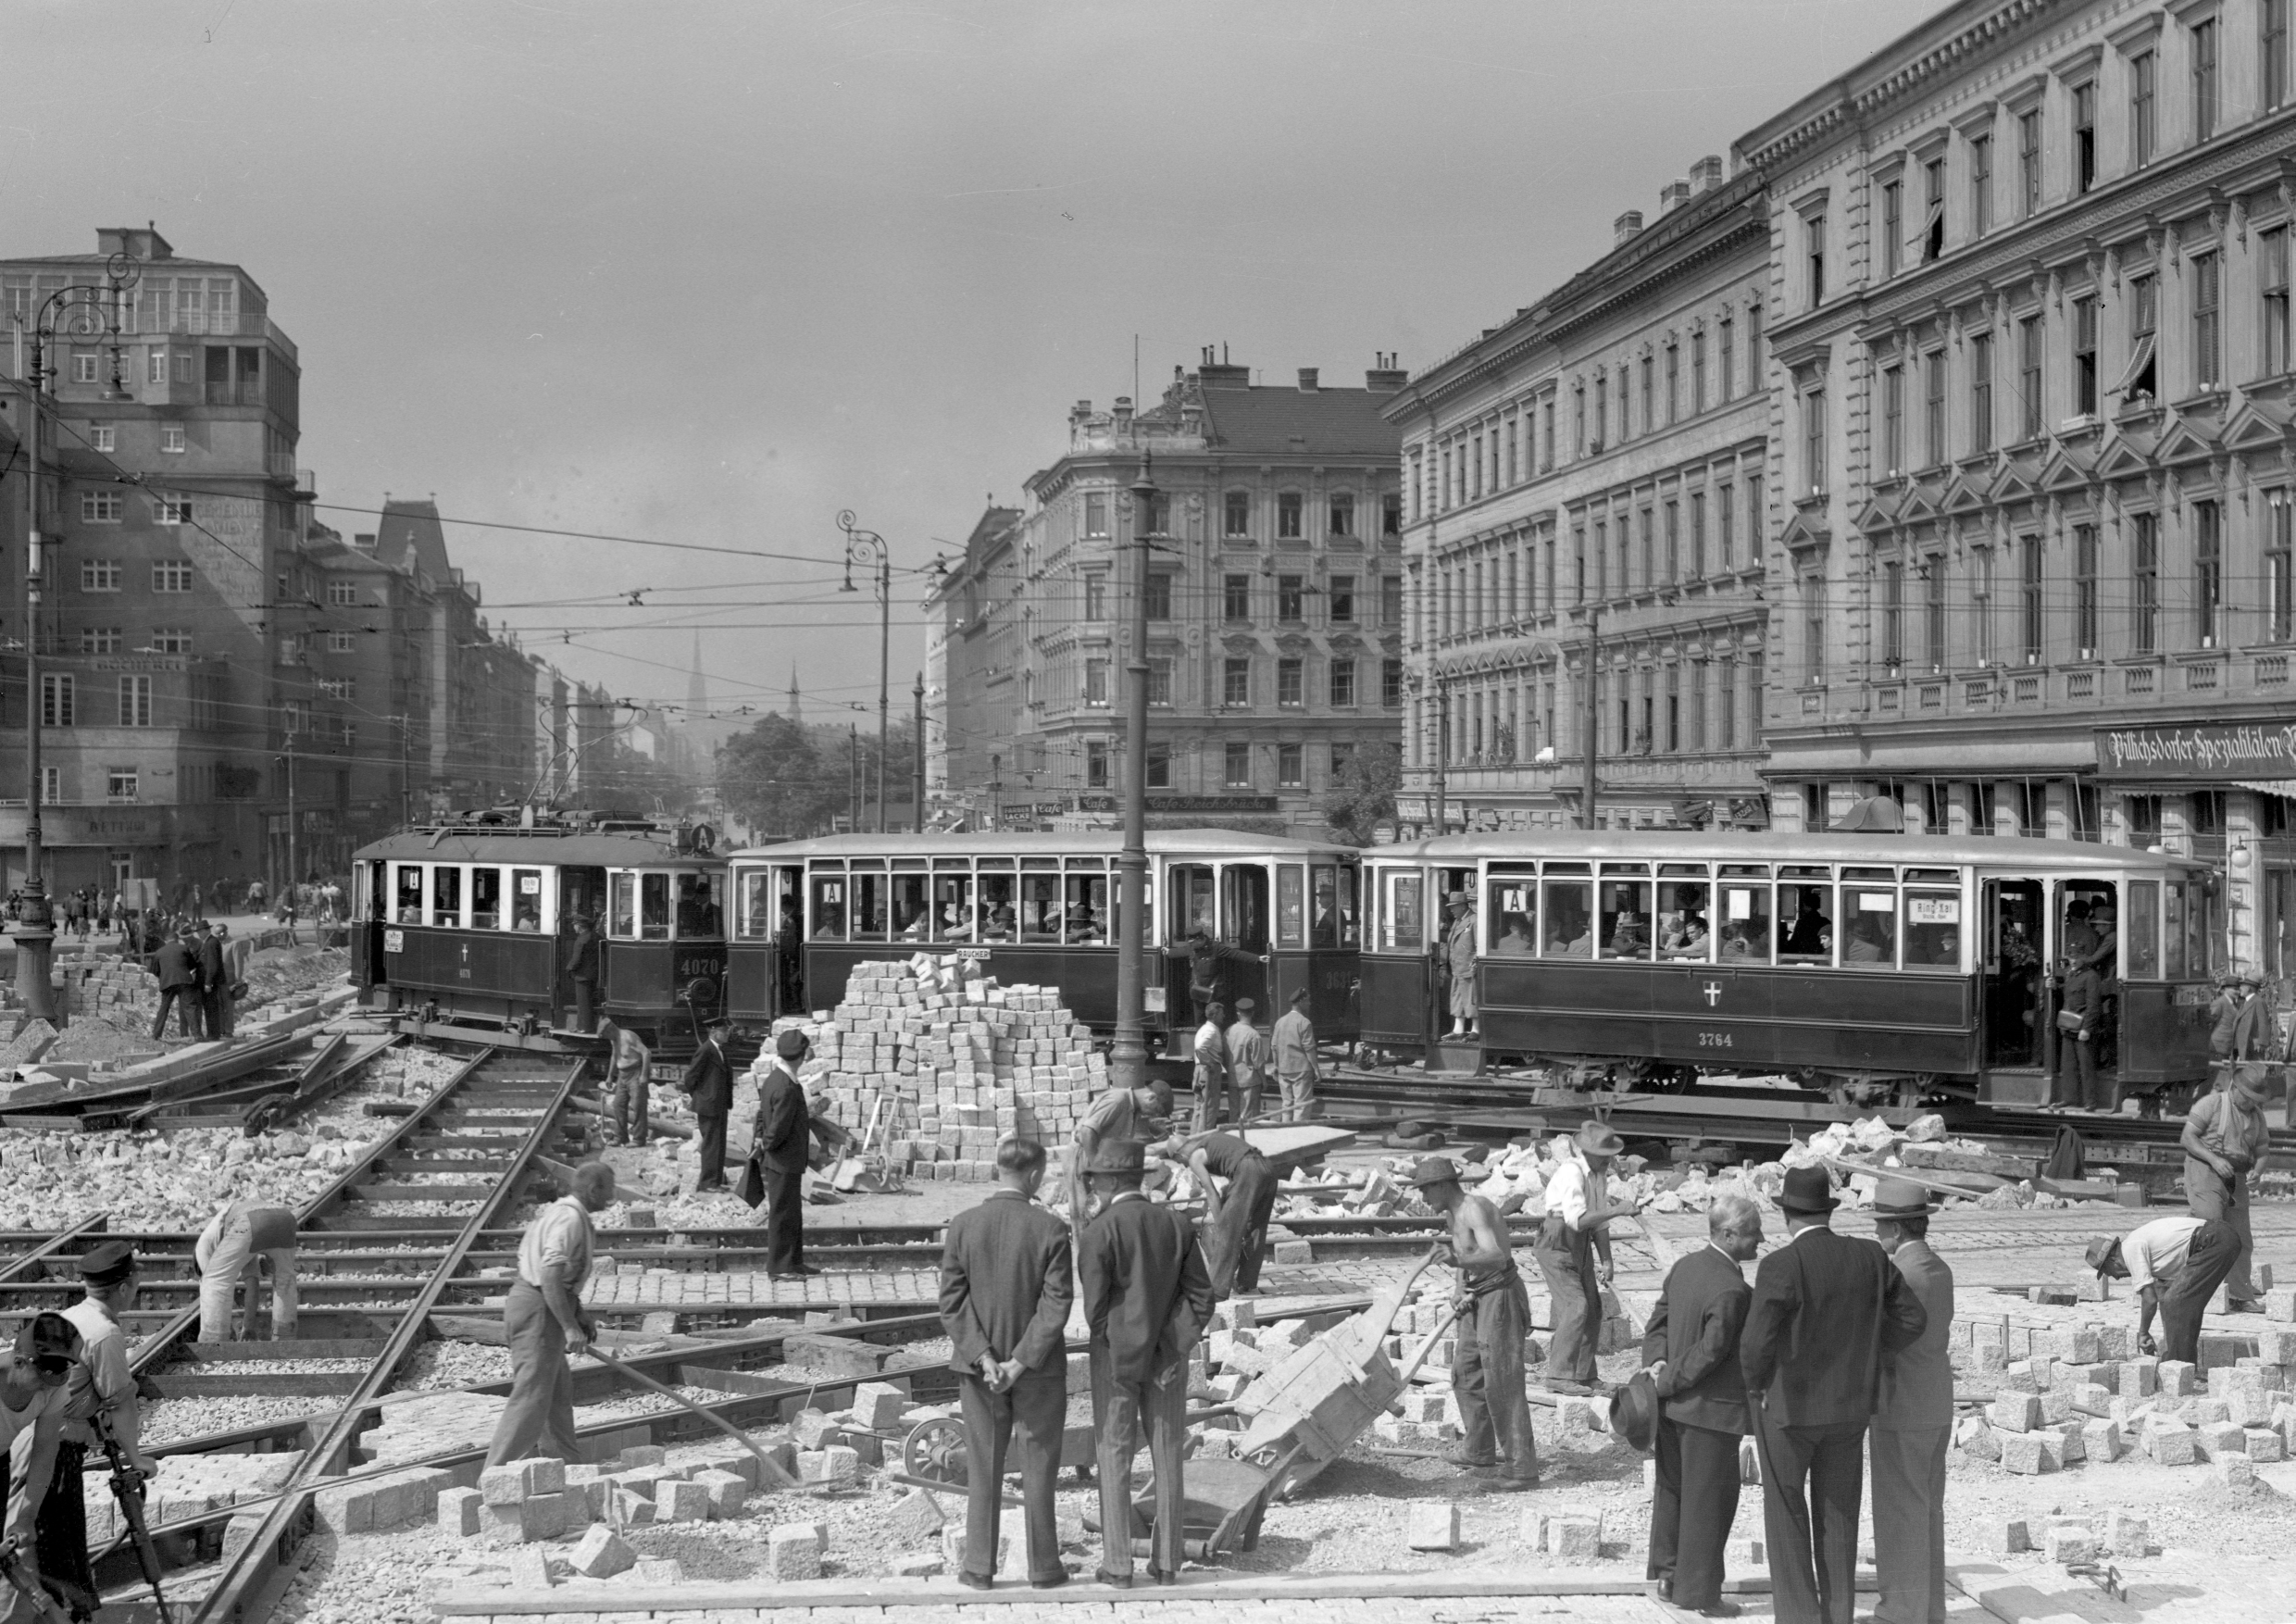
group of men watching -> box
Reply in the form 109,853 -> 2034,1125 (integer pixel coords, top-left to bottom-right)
149,919 -> 252,1043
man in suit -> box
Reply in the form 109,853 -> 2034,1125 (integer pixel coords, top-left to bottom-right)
1740,1166 -> 1927,1624
680,1017 -> 736,1193
1079,1138 -> 1214,1588
938,1137 -> 1073,1591
1641,1194 -> 1762,1618
1870,1179 -> 1955,1624
151,927 -> 202,1041
1412,1156 -> 1539,1486
194,920 -> 229,1043
1154,1130 -> 1278,1298
755,1029 -> 817,1279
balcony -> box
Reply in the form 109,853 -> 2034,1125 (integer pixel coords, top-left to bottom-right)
205,382 -> 267,408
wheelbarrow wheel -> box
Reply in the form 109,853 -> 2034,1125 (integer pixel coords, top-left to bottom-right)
901,1415 -> 970,1486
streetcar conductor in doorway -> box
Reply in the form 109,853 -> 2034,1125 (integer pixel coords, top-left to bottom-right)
681,1016 -> 736,1193
756,1028 -> 819,1279
1444,892 -> 1478,1037
566,912 -> 601,1033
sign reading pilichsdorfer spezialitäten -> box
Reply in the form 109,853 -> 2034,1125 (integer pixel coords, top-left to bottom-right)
2094,722 -> 2296,781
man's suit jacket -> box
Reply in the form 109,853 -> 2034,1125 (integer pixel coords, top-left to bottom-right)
155,940 -> 195,991
1079,1193 -> 1215,1387
1740,1225 -> 1928,1429
940,1189 -> 1074,1377
1875,1237 -> 1955,1431
680,1039 -> 733,1117
1640,1243 -> 1753,1434
195,935 -> 225,992
754,1061 -> 810,1168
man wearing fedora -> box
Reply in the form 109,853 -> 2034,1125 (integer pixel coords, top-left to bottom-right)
1639,1194 -> 1762,1618
1412,1156 -> 1539,1486
755,1028 -> 819,1280
2086,1211 -> 2241,1365
682,1016 -> 739,1193
2179,1062 -> 2273,1312
1869,1179 -> 1955,1624
1740,1166 -> 1927,1624
1078,1138 -> 1214,1587
1444,893 -> 1478,1037
1535,1120 -> 1647,1396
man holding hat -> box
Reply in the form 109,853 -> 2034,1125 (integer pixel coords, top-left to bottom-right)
0,1313 -> 82,1620
1869,1179 -> 1955,1624
1740,1167 -> 1927,1624
1154,1129 -> 1279,1299
755,1029 -> 818,1279
2086,1212 -> 2241,1365
1223,999 -> 1267,1126
1412,1156 -> 1539,1486
680,1016 -> 739,1193
42,1243 -> 148,1619
1444,893 -> 1478,1037
1067,1080 -> 1172,1238
1534,1121 -> 1647,1395
1078,1138 -> 1214,1587
2179,1063 -> 2272,1312
1271,988 -> 1319,1121
1639,1194 -> 1761,1617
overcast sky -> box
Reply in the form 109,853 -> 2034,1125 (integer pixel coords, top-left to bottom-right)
7,0 -> 1940,726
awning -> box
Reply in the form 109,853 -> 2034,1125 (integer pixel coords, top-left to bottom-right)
2236,781 -> 2296,800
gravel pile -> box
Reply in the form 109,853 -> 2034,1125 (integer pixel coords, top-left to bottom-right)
144,1393 -> 340,1443
393,1342 -> 514,1391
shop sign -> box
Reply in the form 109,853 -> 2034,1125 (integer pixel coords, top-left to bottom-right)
2095,722 -> 2296,781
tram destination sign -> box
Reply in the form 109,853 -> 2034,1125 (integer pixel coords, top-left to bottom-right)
2095,722 -> 2296,781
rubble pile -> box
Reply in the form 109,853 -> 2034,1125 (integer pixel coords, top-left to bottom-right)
772,955 -> 1105,1181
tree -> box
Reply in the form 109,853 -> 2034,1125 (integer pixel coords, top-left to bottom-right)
1321,743 -> 1401,847
718,714 -> 839,837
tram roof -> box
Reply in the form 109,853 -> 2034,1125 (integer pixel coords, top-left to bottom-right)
727,831 -> 1362,863
1370,831 -> 2209,873
355,829 -> 717,868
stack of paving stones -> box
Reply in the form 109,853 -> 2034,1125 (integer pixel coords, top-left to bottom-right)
90,1453 -> 303,1548
774,953 -> 1106,1181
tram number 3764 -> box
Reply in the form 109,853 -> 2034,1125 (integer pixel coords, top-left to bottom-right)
1698,1031 -> 1734,1048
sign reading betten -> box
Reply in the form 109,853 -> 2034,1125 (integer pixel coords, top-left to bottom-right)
2094,722 -> 2296,781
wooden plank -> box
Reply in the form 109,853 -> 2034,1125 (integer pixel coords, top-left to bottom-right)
1238,1124 -> 1356,1171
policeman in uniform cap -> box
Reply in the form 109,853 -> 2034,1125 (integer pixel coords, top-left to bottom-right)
38,1242 -> 149,1619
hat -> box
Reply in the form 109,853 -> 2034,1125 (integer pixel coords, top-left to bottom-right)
1778,1166 -> 1839,1215
1083,1138 -> 1145,1175
1869,1178 -> 1936,1218
2084,1235 -> 2122,1275
17,1312 -> 78,1362
1142,1080 -> 1175,1118
1289,987 -> 1309,1005
1236,997 -> 1255,1015
1612,1369 -> 1660,1453
1576,1120 -> 1626,1159
76,1242 -> 135,1286
1447,891 -> 1468,906
2229,1064 -> 2274,1102
1407,1156 -> 1463,1190
774,1029 -> 811,1059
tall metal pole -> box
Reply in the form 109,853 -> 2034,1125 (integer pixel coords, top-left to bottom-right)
1579,606 -> 1603,831
1110,464 -> 1157,1097
911,672 -> 925,832
283,734 -> 299,893
877,555 -> 890,834
847,724 -> 858,831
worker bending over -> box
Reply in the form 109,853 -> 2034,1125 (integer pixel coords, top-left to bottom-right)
487,1163 -> 617,1467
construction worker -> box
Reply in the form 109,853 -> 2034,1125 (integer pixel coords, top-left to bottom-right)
487,1162 -> 616,1467
1224,998 -> 1267,1125
1411,1156 -> 1538,1488
1154,1130 -> 1278,1299
1270,988 -> 1319,1121
597,1018 -> 652,1146
1065,1080 -> 1171,1237
0,1315 -> 82,1624
1191,1001 -> 1231,1131
194,1201 -> 297,1343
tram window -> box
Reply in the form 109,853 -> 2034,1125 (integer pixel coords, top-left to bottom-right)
934,870 -> 976,940
632,873 -> 668,940
1487,877 -> 1536,955
1381,871 -> 1424,950
892,872 -> 932,941
1903,889 -> 1962,968
509,870 -> 543,931
677,873 -> 724,937
1778,882 -> 1835,964
848,869 -> 887,941
1113,868 -> 1152,947
1310,865 -> 1348,946
1170,865 -> 1216,943
1064,869 -> 1108,943
469,867 -> 504,931
1716,881 -> 1771,963
1842,888 -> 1898,968
1543,880 -> 1593,956
1600,881 -> 1653,959
738,871 -> 771,939
393,864 -> 424,925
1019,869 -> 1062,943
2128,881 -> 2161,978
978,871 -> 1017,940
2061,883 -> 2116,981
432,866 -> 463,929
1656,881 -> 1711,960
1223,866 -> 1269,952
2191,876 -> 2224,978
1277,865 -> 1305,950
809,875 -> 846,941
2163,882 -> 2188,979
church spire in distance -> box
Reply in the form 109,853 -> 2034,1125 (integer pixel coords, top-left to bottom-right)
787,662 -> 803,726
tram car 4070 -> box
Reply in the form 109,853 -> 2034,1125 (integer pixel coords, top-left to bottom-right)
351,822 -> 729,1059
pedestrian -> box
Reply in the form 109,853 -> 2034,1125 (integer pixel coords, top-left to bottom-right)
219,923 -> 253,1016
1185,928 -> 1220,1026
1078,1138 -> 1214,1588
598,1018 -> 652,1146
1065,1080 -> 1172,1237
485,1163 -> 615,1468
1223,998 -> 1267,1124
2206,970 -> 2270,1063
195,919 -> 230,1044
680,1016 -> 736,1193
1154,1129 -> 1278,1298
1270,987 -> 1319,1121
44,1242 -> 151,1622
1409,1156 -> 1540,1487
755,1029 -> 818,1279
1533,1121 -> 1648,1395
2086,1212 -> 2242,1365
937,1137 -> 1073,1591
1641,1194 -> 1761,1618
1739,1166 -> 1927,1624
245,879 -> 266,915
566,913 -> 600,1033
1191,1000 -> 1230,1131
193,1201 -> 298,1343
1869,1178 -> 1955,1624
0,1313 -> 81,1622
2180,1062 -> 2272,1311
1444,892 -> 1478,1036
150,927 -> 202,1042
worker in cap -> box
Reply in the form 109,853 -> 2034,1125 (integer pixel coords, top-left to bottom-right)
2181,1060 -> 2273,1311
0,1314 -> 82,1618
1535,1120 -> 1647,1395
753,1027 -> 818,1279
1868,1180 -> 1955,1624
2087,1205 -> 2243,1364
487,1162 -> 617,1468
1271,987 -> 1320,1122
1078,1139 -> 1214,1586
1412,1156 -> 1538,1487
195,1198 -> 298,1343
1223,998 -> 1267,1126
1154,1126 -> 1278,1299
1067,1079 -> 1172,1240
34,1241 -> 146,1619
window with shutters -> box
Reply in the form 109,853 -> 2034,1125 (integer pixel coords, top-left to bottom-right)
41,674 -> 73,728
2132,514 -> 2159,652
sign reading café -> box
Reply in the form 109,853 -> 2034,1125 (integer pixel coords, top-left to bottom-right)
2094,722 -> 2296,782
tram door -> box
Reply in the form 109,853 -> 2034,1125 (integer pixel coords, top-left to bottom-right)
1219,863 -> 1271,1024
1432,867 -> 1477,1046
358,860 -> 386,990
1980,878 -> 2046,1069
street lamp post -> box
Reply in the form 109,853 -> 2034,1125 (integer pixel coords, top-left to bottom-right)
911,671 -> 925,832
1109,463 -> 1159,1097
837,512 -> 892,834
1576,604 -> 1603,831
13,252 -> 141,1023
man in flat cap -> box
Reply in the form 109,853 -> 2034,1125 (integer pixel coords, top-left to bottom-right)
1154,1129 -> 1279,1299
1412,1156 -> 1538,1487
1535,1120 -> 1647,1395
0,1314 -> 82,1622
40,1243 -> 150,1619
755,1028 -> 818,1280
1870,1179 -> 1955,1624
1223,999 -> 1267,1126
2179,1062 -> 2273,1312
2087,1210 -> 2241,1366
487,1162 -> 616,1468
1066,1080 -> 1171,1238
1079,1139 -> 1214,1587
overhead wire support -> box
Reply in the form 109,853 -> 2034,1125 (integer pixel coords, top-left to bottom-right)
837,510 -> 892,834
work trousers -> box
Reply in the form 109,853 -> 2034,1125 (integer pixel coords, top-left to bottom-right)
1869,1423 -> 1950,1624
611,1069 -> 650,1145
2185,1162 -> 2257,1302
1088,1343 -> 1186,1583
486,1280 -> 582,1467
956,1368 -> 1066,1584
1233,1068 -> 1264,1126
2158,1217 -> 2241,1364
33,1440 -> 94,1621
1752,1413 -> 1866,1624
761,1156 -> 805,1275
1648,1417 -> 1741,1611
151,986 -> 201,1042
571,978 -> 596,1034
1277,1071 -> 1316,1122
198,1222 -> 297,1343
1533,1229 -> 1602,1387
696,1112 -> 729,1189
1451,1278 -> 1538,1480
1200,1155 -> 1279,1299
211,983 -> 236,1041
1191,1063 -> 1232,1132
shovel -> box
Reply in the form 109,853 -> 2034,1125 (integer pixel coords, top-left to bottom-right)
830,1094 -> 888,1193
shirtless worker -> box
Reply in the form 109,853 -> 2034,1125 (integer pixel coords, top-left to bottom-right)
1410,1156 -> 1538,1487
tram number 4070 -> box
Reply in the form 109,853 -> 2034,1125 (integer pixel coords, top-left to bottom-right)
1697,1031 -> 1734,1048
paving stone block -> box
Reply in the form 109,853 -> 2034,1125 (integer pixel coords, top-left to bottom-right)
2037,1387 -> 2073,1426
609,1489 -> 655,1528
522,1491 -> 569,1540
1989,1393 -> 2042,1432
519,1456 -> 567,1496
2159,1361 -> 2199,1397
1547,1514 -> 1602,1559
1405,1502 -> 1460,1552
2104,1509 -> 2148,1557
1272,1240 -> 1313,1265
2244,1426 -> 2286,1463
505,1549 -> 553,1591
691,1468 -> 748,1518
2080,1418 -> 2123,1463
1554,1397 -> 1598,1436
850,1381 -> 908,1430
220,1510 -> 268,1564
1959,1420 -> 2003,1462
570,1525 -> 637,1579
2265,1287 -> 2296,1323
312,1483 -> 375,1535
2194,1421 -> 2246,1460
2044,1529 -> 2098,1565
478,1466 -> 527,1507
1999,1431 -> 2061,1474
1725,1534 -> 1765,1568
2068,1382 -> 2115,1418
2209,1453 -> 2256,1488
632,1556 -> 684,1583
657,1480 -> 711,1523
614,1443 -> 667,1468
2120,1358 -> 2160,1400
1990,1518 -> 2031,1554
791,1408 -> 839,1448
482,1504 -> 534,1543
942,1522 -> 1008,1574
437,1486 -> 483,1538
2095,1325 -> 2133,1360
2192,1397 -> 2232,1426
891,1486 -> 944,1543
2001,1359 -> 2040,1393
2227,1387 -> 2278,1427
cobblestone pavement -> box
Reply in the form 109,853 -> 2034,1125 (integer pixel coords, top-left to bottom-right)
443,1597 -> 1698,1623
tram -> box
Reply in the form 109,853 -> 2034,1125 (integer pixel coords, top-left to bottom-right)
350,821 -> 729,1057
1361,831 -> 2218,1108
724,831 -> 1364,1058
